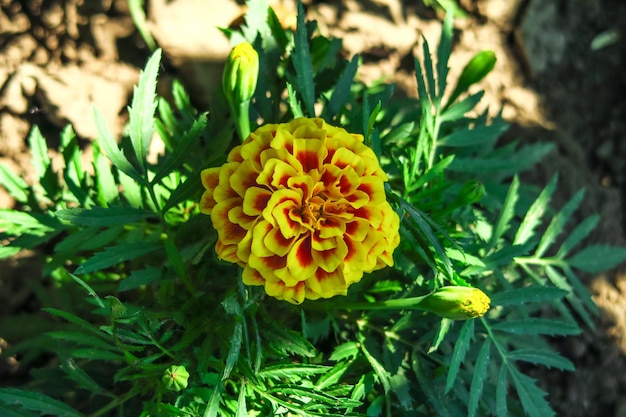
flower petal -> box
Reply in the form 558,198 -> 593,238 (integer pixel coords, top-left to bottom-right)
287,235 -> 316,280
243,186 -> 272,216
306,268 -> 347,299
312,237 -> 348,273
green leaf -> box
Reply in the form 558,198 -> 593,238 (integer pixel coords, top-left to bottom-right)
94,107 -> 143,183
445,319 -> 474,393
509,368 -> 555,417
0,403 -> 37,417
490,286 -> 568,306
74,241 -> 162,274
428,318 -> 453,353
496,365 -> 507,417
92,142 -> 119,205
357,333 -> 391,394
413,358 -> 464,417
56,206 -> 153,226
118,171 -> 144,208
269,385 -> 361,408
0,388 -> 83,417
286,82 -> 304,118
422,36 -> 436,103
449,143 -> 553,174
152,114 -> 207,184
438,122 -> 508,147
491,318 -> 580,336
128,49 -> 161,174
329,341 -> 360,361
556,214 -> 600,258
60,356 -> 108,395
489,175 -> 519,249
323,55 -> 359,120
0,164 -> 28,203
128,0 -> 157,51
508,348 -> 574,371
440,91 -> 484,122
514,174 -> 558,245
291,0 -> 316,116
204,381 -> 224,417
400,200 -> 453,279
27,126 -> 51,182
257,364 -> 330,380
236,380 -> 247,417
47,331 -> 117,351
162,171 -> 202,214
435,13 -> 453,104
223,322 -> 242,380
535,188 -> 585,257
241,0 -> 270,42
118,267 -> 162,291
567,245 -> 626,273
414,56 -> 429,106
468,339 -> 491,417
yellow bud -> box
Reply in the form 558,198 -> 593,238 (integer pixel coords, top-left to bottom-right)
222,42 -> 259,106
162,365 -> 190,392
420,286 -> 490,320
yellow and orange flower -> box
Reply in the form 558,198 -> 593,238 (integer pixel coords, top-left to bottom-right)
200,117 -> 400,304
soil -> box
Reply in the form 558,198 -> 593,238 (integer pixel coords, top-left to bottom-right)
1,0 -> 625,415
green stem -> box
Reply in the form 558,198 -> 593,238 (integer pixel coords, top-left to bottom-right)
89,388 -> 139,417
313,295 -> 430,311
235,100 -> 251,141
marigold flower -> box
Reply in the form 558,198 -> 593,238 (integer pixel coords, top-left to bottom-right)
200,117 -> 400,304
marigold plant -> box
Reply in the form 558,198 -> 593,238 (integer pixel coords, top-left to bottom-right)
200,117 -> 400,304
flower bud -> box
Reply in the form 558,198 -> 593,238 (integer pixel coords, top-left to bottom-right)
162,365 -> 189,392
459,180 -> 485,204
457,50 -> 497,91
420,286 -> 490,320
222,42 -> 259,106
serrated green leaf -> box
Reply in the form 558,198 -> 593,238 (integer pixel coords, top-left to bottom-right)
508,348 -> 574,371
74,241 -> 161,274
358,333 -> 390,394
535,188 -> 585,257
94,108 -> 143,183
465,243 -> 533,275
567,244 -> 626,273
544,266 -> 596,328
329,342 -> 360,362
258,364 -> 330,380
414,56 -> 429,106
489,175 -> 519,249
236,380 -> 247,417
128,49 -> 161,174
491,318 -> 580,336
422,36 -> 436,103
241,0 -> 270,42
445,319 -> 474,393
118,267 -> 162,291
117,170 -> 144,208
323,55 -> 359,119
438,122 -> 508,148
514,174 -> 558,245
92,142 -> 119,205
0,403 -> 37,417
414,358 -> 464,417
440,91 -> 484,122
556,214 -> 600,258
0,210 -> 60,235
509,367 -> 555,417
27,126 -> 51,181
223,322 -> 242,380
152,114 -> 207,184
496,365 -> 508,417
60,356 -> 107,395
449,143 -> 553,174
269,385 -> 361,408
56,206 -> 153,227
205,381 -> 224,417
0,164 -> 28,203
468,339 -> 491,417
400,200 -> 453,279
428,318 -> 453,353
71,349 -> 124,361
291,0 -> 316,116
490,286 -> 568,306
0,389 -> 83,417
47,331 -> 117,351
436,13 -> 453,104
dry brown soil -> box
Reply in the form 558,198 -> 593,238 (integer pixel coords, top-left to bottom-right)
1,0 -> 626,415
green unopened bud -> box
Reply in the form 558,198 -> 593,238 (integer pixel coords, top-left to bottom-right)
105,295 -> 126,320
222,42 -> 259,106
446,50 -> 497,107
162,365 -> 189,392
420,286 -> 490,320
459,180 -> 485,204
458,50 -> 497,91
